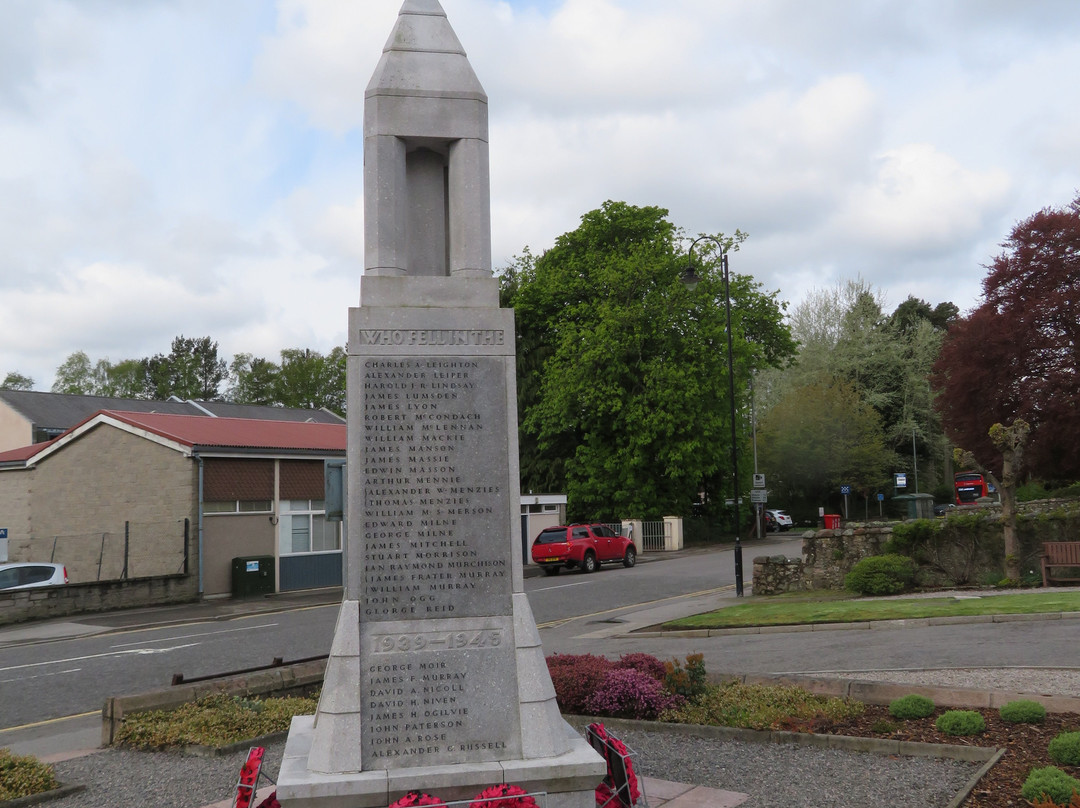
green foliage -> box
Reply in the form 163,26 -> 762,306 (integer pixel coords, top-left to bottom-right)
661,681 -> 864,731
0,371 -> 34,391
663,653 -> 708,699
885,519 -> 940,554
1049,731 -> 1080,766
114,692 -> 319,750
870,718 -> 899,734
843,554 -> 916,595
0,748 -> 59,801
998,699 -> 1046,724
509,200 -> 795,519
1022,767 -> 1080,806
934,709 -> 985,736
888,694 -> 935,720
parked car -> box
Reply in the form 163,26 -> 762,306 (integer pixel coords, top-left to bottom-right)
531,523 -> 637,575
0,562 -> 68,591
766,509 -> 794,531
933,502 -> 956,517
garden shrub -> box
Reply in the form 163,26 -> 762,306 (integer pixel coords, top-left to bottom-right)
934,710 -> 985,736
583,668 -> 684,720
661,681 -> 864,731
844,554 -> 916,595
664,653 -> 708,699
999,699 -> 1046,724
888,694 -> 935,720
0,748 -> 59,802
1022,767 -> 1080,806
546,654 -> 614,715
613,652 -> 666,682
115,692 -> 318,750
1049,731 -> 1080,767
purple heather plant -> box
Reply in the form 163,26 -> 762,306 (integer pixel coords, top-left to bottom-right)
584,667 -> 685,720
612,652 -> 667,682
546,653 -> 615,715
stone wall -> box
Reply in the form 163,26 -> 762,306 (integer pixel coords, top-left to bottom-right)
0,574 -> 199,627
802,523 -> 895,590
752,555 -> 804,595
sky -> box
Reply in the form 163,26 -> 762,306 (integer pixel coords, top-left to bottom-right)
2,0 -> 1079,391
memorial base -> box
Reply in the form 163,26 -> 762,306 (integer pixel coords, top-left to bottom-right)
277,717 -> 604,808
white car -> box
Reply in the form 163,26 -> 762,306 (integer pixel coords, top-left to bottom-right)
0,562 -> 68,591
766,510 -> 794,531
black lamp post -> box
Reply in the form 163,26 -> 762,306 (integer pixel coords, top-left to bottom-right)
680,236 -> 743,597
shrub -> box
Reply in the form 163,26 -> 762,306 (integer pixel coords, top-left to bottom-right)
115,692 -> 319,750
583,668 -> 684,720
0,749 -> 59,802
546,654 -> 614,715
999,699 -> 1046,724
888,694 -> 935,720
870,719 -> 899,734
843,554 -> 916,595
1022,767 -> 1080,806
661,681 -> 864,731
664,653 -> 708,699
934,710 -> 985,736
1049,732 -> 1080,767
613,653 -> 666,682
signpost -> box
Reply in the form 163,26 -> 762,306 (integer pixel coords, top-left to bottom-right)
840,485 -> 851,519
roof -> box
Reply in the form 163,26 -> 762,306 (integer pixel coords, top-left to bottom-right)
0,410 -> 346,467
0,390 -> 344,431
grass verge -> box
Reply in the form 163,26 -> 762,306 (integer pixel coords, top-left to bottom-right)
663,590 -> 1080,629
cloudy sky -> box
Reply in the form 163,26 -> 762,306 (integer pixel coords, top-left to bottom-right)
2,0 -> 1078,390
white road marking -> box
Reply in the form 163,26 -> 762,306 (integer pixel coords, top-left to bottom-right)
0,643 -> 201,674
108,622 -> 279,649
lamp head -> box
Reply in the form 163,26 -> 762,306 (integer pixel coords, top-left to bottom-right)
680,266 -> 703,292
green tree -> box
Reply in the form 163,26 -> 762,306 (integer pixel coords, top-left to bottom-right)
52,351 -> 96,394
275,347 -> 345,414
757,379 -> 894,507
226,353 -> 281,405
509,200 -> 795,520
147,336 -> 227,400
96,358 -> 155,399
1,371 -> 34,391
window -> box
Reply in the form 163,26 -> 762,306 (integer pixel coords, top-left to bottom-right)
280,499 -> 340,555
204,500 -> 273,514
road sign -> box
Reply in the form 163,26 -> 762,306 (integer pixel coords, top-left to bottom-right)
752,474 -> 766,488
750,489 -> 767,503
0,528 -> 6,539
840,485 -> 851,495
877,493 -> 885,502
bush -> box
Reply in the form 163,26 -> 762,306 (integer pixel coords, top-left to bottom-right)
999,699 -> 1046,724
583,668 -> 684,720
546,654 -> 614,715
1022,767 -> 1080,806
934,710 -> 985,736
613,653 -> 666,682
661,681 -> 864,731
1049,732 -> 1080,767
664,653 -> 708,699
844,554 -> 916,595
115,692 -> 319,750
0,749 -> 59,802
888,694 -> 935,720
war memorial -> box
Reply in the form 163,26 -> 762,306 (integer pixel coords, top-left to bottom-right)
276,2 -> 607,806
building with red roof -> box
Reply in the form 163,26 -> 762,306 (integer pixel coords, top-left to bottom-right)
0,409 -> 345,601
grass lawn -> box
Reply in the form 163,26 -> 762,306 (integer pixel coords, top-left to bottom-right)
663,590 -> 1080,629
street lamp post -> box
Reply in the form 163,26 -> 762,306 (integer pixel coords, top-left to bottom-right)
680,235 -> 743,597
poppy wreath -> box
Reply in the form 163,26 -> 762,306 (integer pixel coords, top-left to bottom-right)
470,783 -> 540,808
254,793 -> 280,808
589,724 -> 640,808
389,791 -> 448,808
235,747 -> 266,808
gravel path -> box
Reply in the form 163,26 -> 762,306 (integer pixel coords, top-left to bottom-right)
47,723 -> 982,808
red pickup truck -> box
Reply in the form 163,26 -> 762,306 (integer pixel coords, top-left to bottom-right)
531,523 -> 637,576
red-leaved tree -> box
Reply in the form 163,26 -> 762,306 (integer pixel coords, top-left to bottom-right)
933,194 -> 1080,481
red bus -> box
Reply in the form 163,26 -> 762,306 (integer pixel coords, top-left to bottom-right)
954,472 -> 989,504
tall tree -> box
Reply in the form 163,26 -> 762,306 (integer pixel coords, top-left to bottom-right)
52,351 -> 95,394
934,194 -> 1080,481
509,200 -> 795,520
226,353 -> 282,406
1,372 -> 34,391
275,347 -> 346,414
147,336 -> 227,400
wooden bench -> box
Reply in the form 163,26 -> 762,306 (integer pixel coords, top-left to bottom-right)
1041,542 -> 1080,586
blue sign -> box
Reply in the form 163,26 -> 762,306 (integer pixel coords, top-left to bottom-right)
840,485 -> 851,495
0,528 -> 7,539
877,493 -> 885,502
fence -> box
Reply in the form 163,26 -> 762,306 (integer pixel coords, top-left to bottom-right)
640,521 -> 666,552
37,518 -> 189,584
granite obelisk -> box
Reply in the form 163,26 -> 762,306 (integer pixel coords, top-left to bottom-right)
277,2 -> 605,805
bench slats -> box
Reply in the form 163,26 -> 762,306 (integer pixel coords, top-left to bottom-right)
1042,542 -> 1080,586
